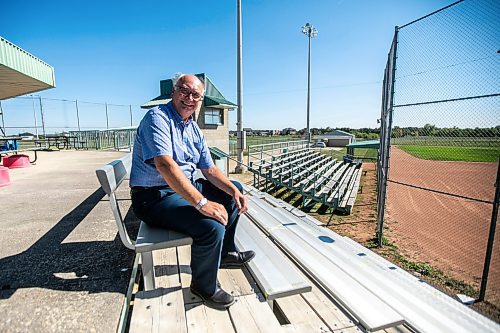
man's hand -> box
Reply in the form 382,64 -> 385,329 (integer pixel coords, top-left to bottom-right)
234,191 -> 249,215
199,201 -> 229,225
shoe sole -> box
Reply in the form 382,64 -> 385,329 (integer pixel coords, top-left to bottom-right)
190,288 -> 235,310
219,252 -> 256,269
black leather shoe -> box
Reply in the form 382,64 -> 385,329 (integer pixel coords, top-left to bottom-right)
190,285 -> 235,309
220,250 -> 256,268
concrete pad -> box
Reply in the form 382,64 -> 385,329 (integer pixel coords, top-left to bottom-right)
0,150 -> 138,332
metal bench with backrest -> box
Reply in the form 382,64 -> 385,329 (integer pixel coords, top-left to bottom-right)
95,153 -> 193,291
97,152 -> 313,301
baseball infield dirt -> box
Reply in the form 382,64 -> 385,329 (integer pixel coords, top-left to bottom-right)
386,147 -> 499,302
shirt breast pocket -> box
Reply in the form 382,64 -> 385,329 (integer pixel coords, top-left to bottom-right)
191,140 -> 203,164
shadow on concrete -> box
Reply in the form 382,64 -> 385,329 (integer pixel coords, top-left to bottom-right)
0,188 -> 139,299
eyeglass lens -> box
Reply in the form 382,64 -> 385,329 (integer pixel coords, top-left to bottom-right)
178,87 -> 202,100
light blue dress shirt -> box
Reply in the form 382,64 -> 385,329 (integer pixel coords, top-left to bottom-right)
130,102 -> 214,187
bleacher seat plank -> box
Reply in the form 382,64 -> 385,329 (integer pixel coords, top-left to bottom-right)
176,245 -> 201,305
338,236 -> 500,333
176,245 -> 192,290
259,224 -> 405,331
228,293 -> 285,333
340,168 -> 359,208
314,163 -> 349,197
218,266 -> 259,297
153,248 -> 181,288
274,294 -> 331,333
185,302 -> 234,333
289,156 -> 330,186
380,325 -> 414,333
246,201 -> 285,233
346,168 -> 363,211
296,159 -> 337,189
327,165 -> 356,204
300,285 -> 358,331
235,215 -> 311,300
303,160 -> 340,188
130,287 -> 187,333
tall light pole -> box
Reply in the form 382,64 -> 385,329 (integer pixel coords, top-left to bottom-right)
302,22 -> 318,144
235,0 -> 246,173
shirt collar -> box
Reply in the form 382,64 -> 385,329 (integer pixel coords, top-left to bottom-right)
165,102 -> 193,126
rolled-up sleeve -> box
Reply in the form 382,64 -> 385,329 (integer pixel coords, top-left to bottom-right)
140,111 -> 173,162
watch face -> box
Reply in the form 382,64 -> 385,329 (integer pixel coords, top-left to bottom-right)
196,197 -> 207,210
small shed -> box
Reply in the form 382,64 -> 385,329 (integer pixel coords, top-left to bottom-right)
142,73 -> 236,153
345,140 -> 380,160
314,130 -> 355,147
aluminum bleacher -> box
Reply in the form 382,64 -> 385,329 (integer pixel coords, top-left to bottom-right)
249,146 -> 363,214
242,184 -> 499,333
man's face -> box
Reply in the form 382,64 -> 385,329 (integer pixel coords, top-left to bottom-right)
172,75 -> 204,121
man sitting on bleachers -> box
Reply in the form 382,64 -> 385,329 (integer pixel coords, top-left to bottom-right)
130,74 -> 255,309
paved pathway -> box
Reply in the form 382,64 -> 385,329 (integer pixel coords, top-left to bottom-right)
0,150 -> 133,332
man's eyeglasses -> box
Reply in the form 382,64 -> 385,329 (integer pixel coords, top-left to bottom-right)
176,87 -> 203,101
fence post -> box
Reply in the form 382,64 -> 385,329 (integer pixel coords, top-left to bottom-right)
478,159 -> 500,302
129,104 -> 133,127
39,96 -> 46,138
0,101 -> 5,136
376,27 -> 399,246
75,100 -> 81,135
31,95 -> 39,139
105,102 -> 109,130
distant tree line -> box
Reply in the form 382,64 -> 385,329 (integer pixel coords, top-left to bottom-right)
238,125 -> 499,140
309,127 -> 380,140
304,124 -> 499,139
391,124 -> 500,138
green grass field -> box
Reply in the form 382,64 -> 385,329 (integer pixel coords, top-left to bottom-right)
397,145 -> 500,162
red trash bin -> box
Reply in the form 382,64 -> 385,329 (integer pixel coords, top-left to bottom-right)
3,154 -> 30,168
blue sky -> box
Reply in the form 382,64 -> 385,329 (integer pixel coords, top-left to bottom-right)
2,0 -> 454,131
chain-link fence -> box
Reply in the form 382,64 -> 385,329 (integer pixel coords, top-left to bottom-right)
377,0 -> 499,308
229,135 -> 304,156
0,95 -> 146,136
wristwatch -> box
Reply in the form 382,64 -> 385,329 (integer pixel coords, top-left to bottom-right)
195,197 -> 208,210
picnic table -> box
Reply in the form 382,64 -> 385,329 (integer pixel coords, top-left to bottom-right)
35,135 -> 87,150
0,136 -> 22,151
0,136 -> 42,164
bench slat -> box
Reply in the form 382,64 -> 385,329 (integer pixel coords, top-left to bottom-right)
130,287 -> 187,333
135,222 -> 193,253
235,215 -> 311,300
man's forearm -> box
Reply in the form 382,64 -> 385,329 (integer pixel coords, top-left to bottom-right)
154,155 -> 204,206
202,166 -> 239,196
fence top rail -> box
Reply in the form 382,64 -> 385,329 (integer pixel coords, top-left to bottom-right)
248,140 -> 308,152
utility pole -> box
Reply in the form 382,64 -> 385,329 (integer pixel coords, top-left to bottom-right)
302,23 -> 318,144
235,0 -> 246,173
